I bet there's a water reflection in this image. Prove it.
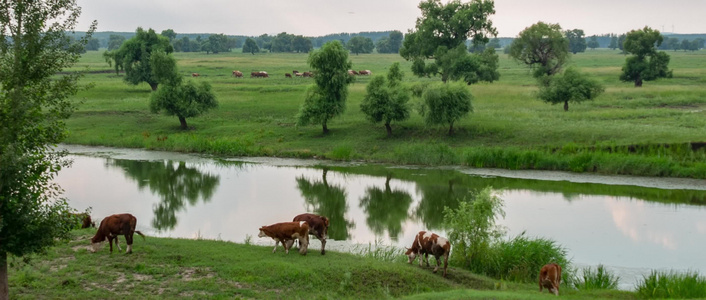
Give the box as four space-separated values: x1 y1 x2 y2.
295 168 355 240
359 174 413 241
108 159 220 230
414 177 469 229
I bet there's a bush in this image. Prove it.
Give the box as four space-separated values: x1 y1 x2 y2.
490 233 571 283
573 264 620 290
636 270 706 299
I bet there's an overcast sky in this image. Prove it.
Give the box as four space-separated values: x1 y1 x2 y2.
75 0 706 37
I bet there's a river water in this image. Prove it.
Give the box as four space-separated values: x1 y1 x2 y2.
54 144 706 290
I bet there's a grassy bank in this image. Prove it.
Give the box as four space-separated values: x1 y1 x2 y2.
64 49 706 178
10 229 637 299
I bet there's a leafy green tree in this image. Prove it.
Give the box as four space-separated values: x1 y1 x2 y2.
619 26 672 87
150 79 218 130
107 34 126 50
0 1 96 297
85 38 100 51
360 62 411 136
617 33 626 52
665 37 680 51
160 29 176 41
387 30 404 53
243 37 259 54
508 22 569 78
292 35 312 53
680 39 691 52
418 82 473 135
347 36 374 55
565 29 587 54
104 27 173 90
537 67 604 111
400 0 499 85
587 35 600 50
296 41 354 134
204 33 229 54
271 32 293 52
608 34 618 50
257 34 273 52
376 37 391 53
487 38 501 49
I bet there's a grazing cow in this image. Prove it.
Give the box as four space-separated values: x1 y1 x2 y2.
251 71 269 78
232 70 243 77
358 70 371 76
294 72 303 77
90 213 145 254
405 231 451 277
302 71 313 77
292 213 329 255
292 70 299 74
258 221 309 255
539 263 562 296
192 73 200 77
348 70 359 76
285 73 292 78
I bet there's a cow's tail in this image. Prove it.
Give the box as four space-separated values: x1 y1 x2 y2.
135 230 146 240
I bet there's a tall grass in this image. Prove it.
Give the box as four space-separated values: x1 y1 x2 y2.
636 270 706 299
573 264 620 290
488 233 571 283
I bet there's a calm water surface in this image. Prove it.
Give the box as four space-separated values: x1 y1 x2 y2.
54 145 706 290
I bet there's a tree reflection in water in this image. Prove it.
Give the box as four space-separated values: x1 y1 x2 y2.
108 159 220 230
414 177 469 230
295 168 355 241
359 174 413 242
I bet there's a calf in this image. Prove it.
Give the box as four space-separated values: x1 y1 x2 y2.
71 212 95 229
90 213 145 254
293 213 329 255
232 70 243 77
285 73 292 78
258 221 309 255
192 73 200 77
539 263 562 296
405 231 451 277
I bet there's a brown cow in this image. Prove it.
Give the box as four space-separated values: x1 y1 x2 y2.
358 70 371 76
539 263 562 296
405 231 451 277
232 70 243 77
292 213 329 255
258 221 309 255
192 73 200 77
251 71 269 78
302 71 313 77
348 70 359 76
90 213 145 254
285 73 292 78
71 212 95 229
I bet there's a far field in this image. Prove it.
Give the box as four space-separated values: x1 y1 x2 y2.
64 48 706 177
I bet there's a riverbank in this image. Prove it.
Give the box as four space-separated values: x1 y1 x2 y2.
10 229 637 299
64 50 706 179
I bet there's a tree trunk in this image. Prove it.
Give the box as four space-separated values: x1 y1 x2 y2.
385 123 392 137
635 77 643 87
149 82 158 91
564 101 569 111
0 251 8 300
448 122 454 136
322 122 329 134
179 116 188 130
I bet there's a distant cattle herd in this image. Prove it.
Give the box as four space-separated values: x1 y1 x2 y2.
186 69 372 78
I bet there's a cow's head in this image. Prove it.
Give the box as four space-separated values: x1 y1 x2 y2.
257 227 267 238
405 247 417 264
321 217 330 237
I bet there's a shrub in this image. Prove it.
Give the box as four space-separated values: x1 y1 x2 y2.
573 264 620 290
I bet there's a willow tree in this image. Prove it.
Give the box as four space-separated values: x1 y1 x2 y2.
508 22 569 78
296 41 354 134
0 1 96 298
360 62 411 137
400 0 500 84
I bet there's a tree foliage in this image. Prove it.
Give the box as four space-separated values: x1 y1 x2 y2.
103 27 173 90
203 33 231 54
243 37 259 54
537 67 604 111
587 35 600 50
107 34 126 50
565 29 587 54
400 0 499 85
0 0 96 297
376 30 404 54
347 36 374 55
619 27 673 87
150 80 218 130
160 29 176 41
296 41 354 134
360 63 411 136
508 22 569 78
418 82 473 135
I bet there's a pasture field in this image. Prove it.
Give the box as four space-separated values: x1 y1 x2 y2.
9 229 637 299
64 49 706 178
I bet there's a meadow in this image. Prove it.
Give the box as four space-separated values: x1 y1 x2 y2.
64 48 706 178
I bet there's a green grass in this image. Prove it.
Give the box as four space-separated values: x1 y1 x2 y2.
10 229 640 299
635 270 706 299
64 49 706 178
573 264 621 291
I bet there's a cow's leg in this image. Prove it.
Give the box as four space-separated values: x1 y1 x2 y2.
108 236 114 253
424 252 430 267
443 253 449 278
298 236 308 255
433 255 441 273
125 233 134 254
283 239 290 254
272 239 280 253
418 251 424 267
319 236 326 255
285 239 295 251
